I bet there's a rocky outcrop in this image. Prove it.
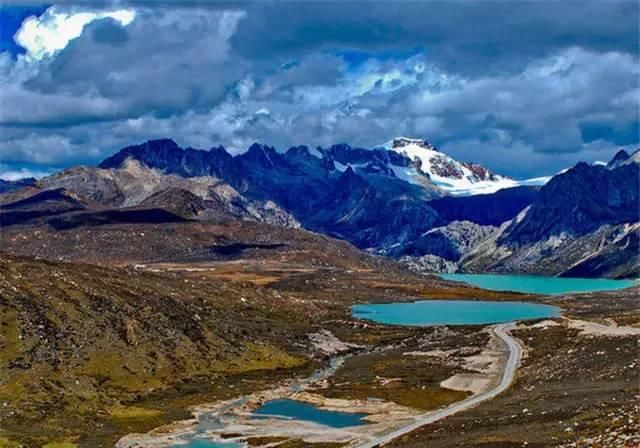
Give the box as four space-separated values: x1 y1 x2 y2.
463 222 640 279
561 224 640 279
606 149 630 169
138 188 208 218
394 221 496 275
399 254 459 275
395 221 496 261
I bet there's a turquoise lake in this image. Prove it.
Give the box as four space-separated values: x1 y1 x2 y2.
440 273 636 295
253 399 368 428
352 300 561 326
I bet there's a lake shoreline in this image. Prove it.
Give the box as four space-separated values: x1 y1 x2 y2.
439 273 636 295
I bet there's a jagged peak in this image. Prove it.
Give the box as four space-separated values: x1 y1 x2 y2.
285 145 311 157
326 143 355 153
246 142 276 154
208 144 227 153
336 165 365 186
99 138 182 169
241 142 280 169
607 148 639 169
607 149 630 169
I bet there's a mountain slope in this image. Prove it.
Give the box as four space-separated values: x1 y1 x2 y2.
0 188 88 227
461 151 640 278
561 223 640 279
308 166 441 250
499 162 638 244
0 253 312 446
11 137 634 277
39 158 300 228
396 221 497 261
427 186 540 226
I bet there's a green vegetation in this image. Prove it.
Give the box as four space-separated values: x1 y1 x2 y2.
42 443 78 448
0 248 501 447
0 255 315 447
108 406 163 421
0 309 19 364
3 222 634 448
246 436 289 446
322 345 469 411
0 437 21 448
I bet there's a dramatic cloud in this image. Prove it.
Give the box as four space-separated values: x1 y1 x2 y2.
0 1 638 178
15 6 136 60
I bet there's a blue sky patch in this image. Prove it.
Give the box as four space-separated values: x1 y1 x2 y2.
0 4 49 57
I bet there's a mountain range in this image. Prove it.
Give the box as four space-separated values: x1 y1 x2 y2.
1 139 638 278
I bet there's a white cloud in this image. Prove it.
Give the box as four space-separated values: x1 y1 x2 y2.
0 166 50 181
1 6 246 128
14 6 136 61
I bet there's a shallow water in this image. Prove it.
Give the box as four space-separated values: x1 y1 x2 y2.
253 399 368 428
352 300 560 326
441 273 635 295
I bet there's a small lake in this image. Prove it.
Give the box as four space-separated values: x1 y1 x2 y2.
352 300 560 326
253 399 368 428
441 273 636 295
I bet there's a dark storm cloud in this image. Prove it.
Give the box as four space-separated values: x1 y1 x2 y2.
91 17 129 46
230 1 639 75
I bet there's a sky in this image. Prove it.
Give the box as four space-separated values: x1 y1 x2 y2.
0 1 638 180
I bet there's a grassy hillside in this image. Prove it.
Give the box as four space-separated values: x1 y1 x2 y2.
0 254 319 447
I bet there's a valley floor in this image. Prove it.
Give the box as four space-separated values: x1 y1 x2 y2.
1 252 638 448
382 288 640 448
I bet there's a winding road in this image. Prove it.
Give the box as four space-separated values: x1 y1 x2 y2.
352 322 522 448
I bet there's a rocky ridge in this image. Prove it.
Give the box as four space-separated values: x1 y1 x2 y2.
38 158 300 228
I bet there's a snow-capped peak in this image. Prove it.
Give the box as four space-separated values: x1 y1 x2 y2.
386 137 547 196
